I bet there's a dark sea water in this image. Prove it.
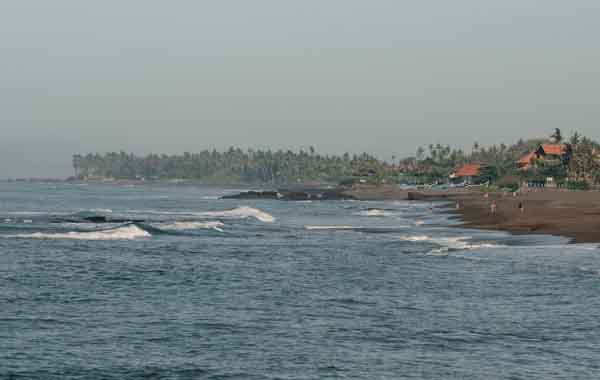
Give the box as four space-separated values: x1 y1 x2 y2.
1 182 600 379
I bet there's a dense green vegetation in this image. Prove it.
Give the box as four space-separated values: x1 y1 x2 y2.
402 129 600 186
72 148 389 184
72 129 600 186
399 138 547 184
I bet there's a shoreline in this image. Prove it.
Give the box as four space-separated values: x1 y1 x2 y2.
445 190 600 244
5 180 600 244
348 186 600 244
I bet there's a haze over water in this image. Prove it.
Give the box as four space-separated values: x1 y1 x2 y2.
2 182 599 379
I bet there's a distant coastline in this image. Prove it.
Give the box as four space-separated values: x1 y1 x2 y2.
351 187 600 244
69 129 599 191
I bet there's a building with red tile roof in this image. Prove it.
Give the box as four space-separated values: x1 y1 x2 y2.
518 151 537 170
454 164 481 178
517 144 567 171
540 144 566 156
450 164 483 184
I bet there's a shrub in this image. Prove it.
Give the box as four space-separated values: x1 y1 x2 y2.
479 185 499 193
566 180 590 190
496 175 520 192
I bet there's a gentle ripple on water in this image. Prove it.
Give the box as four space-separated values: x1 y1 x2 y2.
1 182 600 379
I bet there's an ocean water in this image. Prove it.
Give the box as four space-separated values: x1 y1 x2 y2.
1 182 600 380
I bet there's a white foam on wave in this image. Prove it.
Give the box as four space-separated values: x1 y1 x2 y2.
7 225 151 240
357 209 394 217
194 206 275 223
401 235 431 242
400 235 504 251
88 208 113 214
124 206 275 223
158 221 225 232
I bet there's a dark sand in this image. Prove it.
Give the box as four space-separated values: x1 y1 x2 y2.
448 190 600 243
344 185 411 201
346 185 600 243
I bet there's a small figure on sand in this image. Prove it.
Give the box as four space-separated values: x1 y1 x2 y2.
455 201 461 210
484 193 489 199
518 201 524 214
490 201 497 215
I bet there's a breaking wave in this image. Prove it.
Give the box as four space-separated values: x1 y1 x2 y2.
194 206 275 223
6 224 151 240
88 208 113 214
356 208 394 217
400 235 505 251
156 221 225 232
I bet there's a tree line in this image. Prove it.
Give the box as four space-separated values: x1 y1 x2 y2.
404 129 600 185
72 148 388 184
72 129 600 185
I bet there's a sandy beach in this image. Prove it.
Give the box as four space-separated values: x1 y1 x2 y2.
346 185 600 243
448 189 600 244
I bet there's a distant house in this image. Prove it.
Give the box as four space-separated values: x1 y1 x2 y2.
450 164 482 184
539 144 567 156
518 151 537 170
517 144 567 171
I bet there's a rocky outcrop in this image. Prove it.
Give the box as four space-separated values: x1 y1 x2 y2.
220 188 355 201
221 191 280 200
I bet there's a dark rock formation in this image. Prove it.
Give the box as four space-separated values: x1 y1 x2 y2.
279 188 355 201
221 187 355 201
221 191 280 200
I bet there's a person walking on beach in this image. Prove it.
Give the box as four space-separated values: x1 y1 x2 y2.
456 201 461 210
518 201 524 214
491 201 497 216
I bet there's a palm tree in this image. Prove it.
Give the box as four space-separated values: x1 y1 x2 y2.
551 128 563 143
570 132 581 146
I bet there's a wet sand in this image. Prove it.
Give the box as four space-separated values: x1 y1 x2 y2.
346 185 600 243
447 189 600 244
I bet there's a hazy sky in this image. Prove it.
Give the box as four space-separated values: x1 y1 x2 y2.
2 1 600 178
